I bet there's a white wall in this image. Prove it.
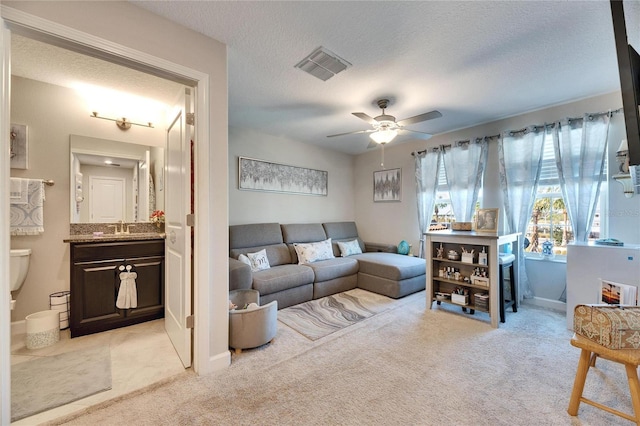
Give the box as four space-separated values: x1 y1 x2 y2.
355 91 635 249
228 127 355 225
354 91 639 306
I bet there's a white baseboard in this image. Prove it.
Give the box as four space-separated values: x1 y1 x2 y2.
522 297 566 313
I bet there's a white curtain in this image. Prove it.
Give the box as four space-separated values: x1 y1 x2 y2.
414 148 441 258
442 139 488 222
552 113 610 242
498 127 546 300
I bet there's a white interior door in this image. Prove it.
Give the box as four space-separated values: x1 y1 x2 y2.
165 87 193 368
89 176 125 223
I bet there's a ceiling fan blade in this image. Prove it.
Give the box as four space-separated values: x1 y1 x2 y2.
397 110 442 127
399 129 433 140
352 112 378 125
326 129 373 138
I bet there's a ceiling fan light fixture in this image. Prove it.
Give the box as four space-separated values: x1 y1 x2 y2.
370 129 398 144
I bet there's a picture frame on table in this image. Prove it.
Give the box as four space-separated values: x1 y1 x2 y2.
475 208 499 233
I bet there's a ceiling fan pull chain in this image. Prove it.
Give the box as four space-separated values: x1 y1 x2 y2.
381 144 385 169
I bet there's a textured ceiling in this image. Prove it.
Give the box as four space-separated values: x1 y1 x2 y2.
11 34 183 107
11 1 640 155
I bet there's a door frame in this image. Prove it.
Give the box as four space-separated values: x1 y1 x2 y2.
0 6 225 423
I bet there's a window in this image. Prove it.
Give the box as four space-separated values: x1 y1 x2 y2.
430 159 482 230
524 134 603 257
431 160 453 230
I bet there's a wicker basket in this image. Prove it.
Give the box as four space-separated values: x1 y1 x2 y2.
451 222 472 231
474 293 489 311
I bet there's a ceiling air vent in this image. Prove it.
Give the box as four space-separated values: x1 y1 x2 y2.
295 47 351 81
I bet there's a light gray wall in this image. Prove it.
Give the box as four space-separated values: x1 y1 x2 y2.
10 76 164 322
226 92 637 305
354 91 634 249
228 126 355 225
353 91 639 304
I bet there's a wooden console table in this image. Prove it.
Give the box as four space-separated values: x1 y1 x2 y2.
424 230 521 328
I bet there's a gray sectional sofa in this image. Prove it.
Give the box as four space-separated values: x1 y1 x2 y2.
229 221 426 309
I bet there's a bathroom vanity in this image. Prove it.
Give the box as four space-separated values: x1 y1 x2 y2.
65 235 165 337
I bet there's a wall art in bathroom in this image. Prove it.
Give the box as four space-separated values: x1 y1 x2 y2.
10 123 28 170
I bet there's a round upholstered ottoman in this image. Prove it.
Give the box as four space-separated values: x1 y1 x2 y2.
229 289 277 354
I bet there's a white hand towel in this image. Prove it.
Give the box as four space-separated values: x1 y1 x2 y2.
10 178 28 204
116 271 138 309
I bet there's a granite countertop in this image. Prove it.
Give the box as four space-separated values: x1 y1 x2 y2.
64 233 165 243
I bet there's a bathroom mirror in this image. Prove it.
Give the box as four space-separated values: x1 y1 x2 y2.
70 135 164 223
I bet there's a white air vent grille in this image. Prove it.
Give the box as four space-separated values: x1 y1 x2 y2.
295 47 351 81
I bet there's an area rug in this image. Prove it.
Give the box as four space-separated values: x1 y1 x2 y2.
277 288 395 340
11 345 112 421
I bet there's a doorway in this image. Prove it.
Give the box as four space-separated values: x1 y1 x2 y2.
1 5 221 422
89 176 126 223
7 34 191 421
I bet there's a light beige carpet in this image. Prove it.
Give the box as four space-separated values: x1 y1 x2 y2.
49 292 635 425
277 288 394 340
12 345 111 421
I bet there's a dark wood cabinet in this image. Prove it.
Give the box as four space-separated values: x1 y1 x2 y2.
70 239 165 337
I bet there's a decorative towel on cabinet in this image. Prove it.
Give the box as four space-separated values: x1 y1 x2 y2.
116 271 138 309
10 179 45 235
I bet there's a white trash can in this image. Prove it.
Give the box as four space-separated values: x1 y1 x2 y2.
25 310 60 349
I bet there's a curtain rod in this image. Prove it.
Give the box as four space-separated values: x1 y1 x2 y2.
411 108 623 157
507 108 624 136
411 134 500 156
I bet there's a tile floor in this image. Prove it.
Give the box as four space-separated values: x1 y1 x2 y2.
11 319 187 425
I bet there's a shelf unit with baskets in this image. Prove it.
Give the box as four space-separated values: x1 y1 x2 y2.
424 230 520 328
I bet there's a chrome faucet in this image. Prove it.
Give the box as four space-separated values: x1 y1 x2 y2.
119 220 126 234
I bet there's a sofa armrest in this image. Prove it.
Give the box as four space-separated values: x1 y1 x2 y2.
364 242 398 253
229 257 253 291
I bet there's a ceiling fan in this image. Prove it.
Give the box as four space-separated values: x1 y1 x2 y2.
327 99 442 148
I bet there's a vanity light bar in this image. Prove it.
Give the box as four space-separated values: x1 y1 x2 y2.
90 112 154 130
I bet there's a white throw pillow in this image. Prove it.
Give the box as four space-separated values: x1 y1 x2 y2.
294 238 335 264
246 249 270 272
337 239 363 257
238 254 251 266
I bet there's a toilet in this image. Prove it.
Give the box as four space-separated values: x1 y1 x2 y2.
10 248 31 310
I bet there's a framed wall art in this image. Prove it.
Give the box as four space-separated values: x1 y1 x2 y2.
373 168 401 202
238 156 328 196
10 123 28 170
475 208 499 233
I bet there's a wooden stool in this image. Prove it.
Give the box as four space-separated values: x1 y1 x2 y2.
568 333 640 424
498 253 517 323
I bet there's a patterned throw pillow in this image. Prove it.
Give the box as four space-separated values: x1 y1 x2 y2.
337 239 362 257
294 238 335 264
246 249 270 272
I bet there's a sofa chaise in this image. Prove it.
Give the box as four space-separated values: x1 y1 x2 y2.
229 221 426 309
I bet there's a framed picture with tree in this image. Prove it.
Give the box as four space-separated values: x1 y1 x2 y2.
475 208 499 232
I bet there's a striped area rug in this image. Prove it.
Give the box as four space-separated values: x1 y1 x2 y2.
278 288 394 340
